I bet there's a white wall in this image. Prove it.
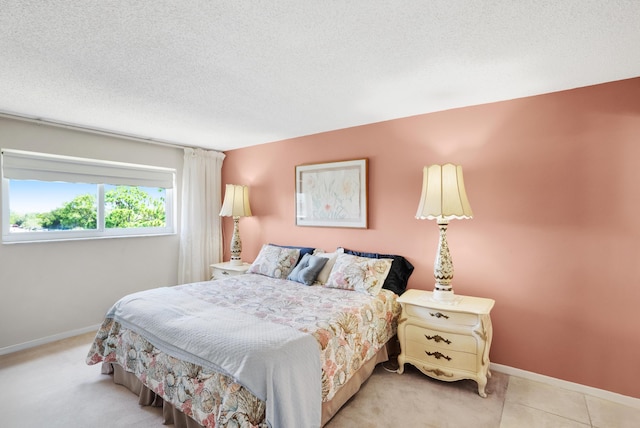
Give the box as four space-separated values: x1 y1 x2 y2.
0 117 183 352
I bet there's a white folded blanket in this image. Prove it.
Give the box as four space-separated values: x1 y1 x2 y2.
107 285 322 428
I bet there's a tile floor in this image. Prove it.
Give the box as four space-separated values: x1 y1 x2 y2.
501 375 640 428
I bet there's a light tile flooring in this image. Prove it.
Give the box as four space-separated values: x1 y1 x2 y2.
501 376 640 428
0 333 638 428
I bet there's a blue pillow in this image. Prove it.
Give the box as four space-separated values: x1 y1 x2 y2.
287 253 329 285
270 244 315 266
341 248 414 295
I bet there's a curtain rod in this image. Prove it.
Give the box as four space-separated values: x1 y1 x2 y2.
0 111 222 153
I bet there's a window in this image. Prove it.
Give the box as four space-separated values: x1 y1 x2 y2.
1 149 175 243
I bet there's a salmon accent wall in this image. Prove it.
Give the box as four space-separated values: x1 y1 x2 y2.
221 77 640 399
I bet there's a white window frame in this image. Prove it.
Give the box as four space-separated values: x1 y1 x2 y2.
1 149 176 243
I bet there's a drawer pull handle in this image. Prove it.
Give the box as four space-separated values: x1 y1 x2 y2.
425 351 452 361
429 312 449 319
425 334 451 345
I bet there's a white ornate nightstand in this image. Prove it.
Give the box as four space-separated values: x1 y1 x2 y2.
209 262 251 280
396 289 495 397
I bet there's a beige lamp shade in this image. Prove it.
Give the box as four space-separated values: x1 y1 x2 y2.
219 184 252 217
416 164 473 221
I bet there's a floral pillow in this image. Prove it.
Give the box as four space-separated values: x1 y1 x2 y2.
340 247 414 296
247 244 300 279
269 244 316 267
325 253 393 296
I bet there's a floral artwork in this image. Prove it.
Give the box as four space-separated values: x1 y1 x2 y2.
296 159 367 228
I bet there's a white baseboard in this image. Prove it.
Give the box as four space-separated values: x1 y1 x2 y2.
491 362 640 410
0 324 100 356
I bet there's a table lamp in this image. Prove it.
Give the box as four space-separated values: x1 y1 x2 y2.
219 184 252 265
416 164 473 302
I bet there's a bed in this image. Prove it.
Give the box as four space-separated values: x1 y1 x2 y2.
86 244 414 427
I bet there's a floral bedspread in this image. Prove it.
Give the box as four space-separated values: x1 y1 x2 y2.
87 274 401 427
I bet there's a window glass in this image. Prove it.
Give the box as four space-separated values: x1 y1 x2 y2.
9 180 97 232
104 185 166 229
2 149 175 243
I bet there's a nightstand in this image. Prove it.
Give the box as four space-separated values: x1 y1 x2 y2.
396 289 495 397
209 262 251 280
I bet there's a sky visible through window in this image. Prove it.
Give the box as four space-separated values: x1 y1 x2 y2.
10 180 96 214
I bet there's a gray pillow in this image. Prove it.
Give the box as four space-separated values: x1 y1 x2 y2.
287 253 328 285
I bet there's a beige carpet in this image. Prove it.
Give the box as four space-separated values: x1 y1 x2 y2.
0 332 508 428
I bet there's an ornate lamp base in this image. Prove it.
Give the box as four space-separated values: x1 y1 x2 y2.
431 220 460 304
229 216 243 266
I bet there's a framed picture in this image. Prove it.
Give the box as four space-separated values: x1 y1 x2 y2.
295 159 368 228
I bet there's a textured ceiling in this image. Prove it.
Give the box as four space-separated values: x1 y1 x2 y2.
1 1 639 151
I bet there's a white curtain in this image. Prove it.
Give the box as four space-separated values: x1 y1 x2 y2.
178 148 226 284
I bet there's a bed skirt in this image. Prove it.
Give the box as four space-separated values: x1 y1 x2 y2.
104 341 393 427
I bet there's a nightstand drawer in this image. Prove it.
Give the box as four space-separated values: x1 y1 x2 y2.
210 262 251 280
405 324 476 353
212 268 243 280
404 304 479 327
405 340 477 372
